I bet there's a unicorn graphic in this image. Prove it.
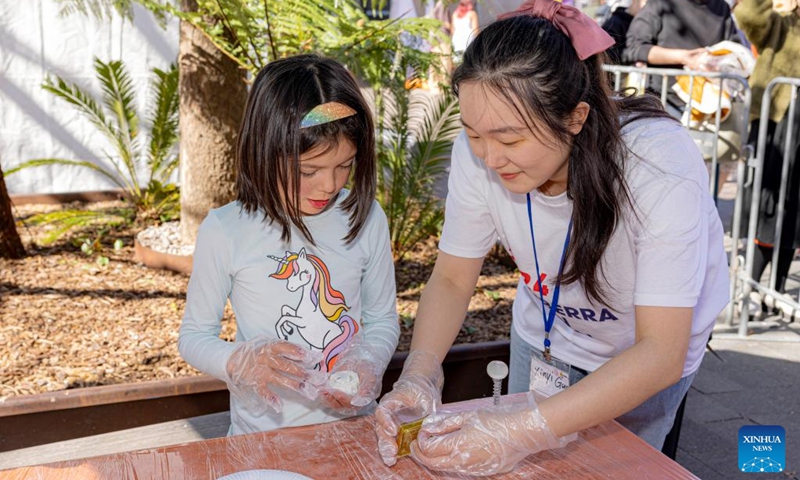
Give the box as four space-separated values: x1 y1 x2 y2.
268 248 358 372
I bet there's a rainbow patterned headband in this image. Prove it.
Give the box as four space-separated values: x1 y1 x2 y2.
300 102 357 129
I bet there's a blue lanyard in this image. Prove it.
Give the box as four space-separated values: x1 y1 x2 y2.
526 193 572 363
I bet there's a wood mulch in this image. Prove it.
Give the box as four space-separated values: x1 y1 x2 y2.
1 201 518 400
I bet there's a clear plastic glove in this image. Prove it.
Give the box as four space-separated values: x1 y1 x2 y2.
225 337 325 416
374 350 444 467
318 339 386 415
410 392 575 476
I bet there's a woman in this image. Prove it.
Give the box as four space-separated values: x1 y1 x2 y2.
375 0 729 476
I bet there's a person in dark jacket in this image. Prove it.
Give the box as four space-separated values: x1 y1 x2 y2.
602 0 645 64
624 0 739 110
736 0 800 300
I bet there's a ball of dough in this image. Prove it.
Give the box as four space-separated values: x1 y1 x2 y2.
328 370 360 396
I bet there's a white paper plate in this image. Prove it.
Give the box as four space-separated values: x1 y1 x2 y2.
216 470 314 480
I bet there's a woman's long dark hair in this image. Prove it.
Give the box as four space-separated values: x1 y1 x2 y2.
452 15 670 306
236 54 375 244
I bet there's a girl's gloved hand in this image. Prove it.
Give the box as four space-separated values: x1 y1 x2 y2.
225 337 325 416
410 392 576 476
374 350 444 467
319 340 385 415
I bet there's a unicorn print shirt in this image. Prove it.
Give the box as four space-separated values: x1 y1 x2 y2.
180 192 399 435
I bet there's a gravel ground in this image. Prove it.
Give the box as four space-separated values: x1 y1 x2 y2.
1 201 517 400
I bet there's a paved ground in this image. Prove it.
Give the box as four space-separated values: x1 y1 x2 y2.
674 175 800 479
678 329 800 479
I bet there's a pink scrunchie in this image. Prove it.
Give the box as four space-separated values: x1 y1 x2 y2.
499 0 615 61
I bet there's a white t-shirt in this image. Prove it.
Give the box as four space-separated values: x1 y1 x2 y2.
179 192 399 435
439 118 729 377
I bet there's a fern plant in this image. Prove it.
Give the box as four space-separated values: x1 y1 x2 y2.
7 58 180 243
139 0 443 75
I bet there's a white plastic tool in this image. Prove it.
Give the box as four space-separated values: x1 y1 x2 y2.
486 360 509 405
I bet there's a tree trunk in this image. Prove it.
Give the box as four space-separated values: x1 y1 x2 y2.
178 0 248 245
0 165 25 259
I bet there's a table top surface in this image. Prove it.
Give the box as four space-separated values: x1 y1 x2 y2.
0 396 698 480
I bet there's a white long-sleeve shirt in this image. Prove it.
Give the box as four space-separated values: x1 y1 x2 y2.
179 192 399 435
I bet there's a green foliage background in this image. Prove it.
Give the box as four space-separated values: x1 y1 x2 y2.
45 0 462 258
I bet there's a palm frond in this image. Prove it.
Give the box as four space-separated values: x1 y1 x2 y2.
376 90 458 260
42 75 119 148
94 58 141 194
409 93 460 174
5 158 125 189
101 152 138 195
95 58 139 139
147 64 179 182
392 202 444 260
25 209 127 244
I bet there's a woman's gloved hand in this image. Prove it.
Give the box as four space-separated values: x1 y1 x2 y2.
410 392 575 476
374 350 444 466
318 339 387 415
225 337 325 416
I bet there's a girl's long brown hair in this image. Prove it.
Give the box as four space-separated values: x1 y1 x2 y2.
236 54 376 244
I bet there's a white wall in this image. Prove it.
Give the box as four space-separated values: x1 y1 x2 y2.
0 1 179 195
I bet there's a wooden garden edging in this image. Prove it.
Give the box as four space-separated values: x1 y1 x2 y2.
0 340 510 453
9 190 124 206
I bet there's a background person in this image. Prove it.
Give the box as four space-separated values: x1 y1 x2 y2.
735 0 800 308
602 0 647 64
625 0 740 113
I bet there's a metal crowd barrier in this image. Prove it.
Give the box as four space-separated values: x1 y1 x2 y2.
603 65 753 335
603 65 752 193
734 77 800 338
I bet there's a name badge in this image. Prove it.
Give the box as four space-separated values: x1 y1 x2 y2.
529 350 571 398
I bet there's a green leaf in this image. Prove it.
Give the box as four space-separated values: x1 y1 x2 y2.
377 89 459 260
147 64 179 182
42 75 118 147
26 210 127 244
5 158 124 189
94 58 141 194
484 290 502 301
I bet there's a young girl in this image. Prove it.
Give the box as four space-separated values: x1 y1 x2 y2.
376 0 728 475
179 54 399 435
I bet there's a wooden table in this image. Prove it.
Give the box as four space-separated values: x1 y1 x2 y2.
0 396 698 480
